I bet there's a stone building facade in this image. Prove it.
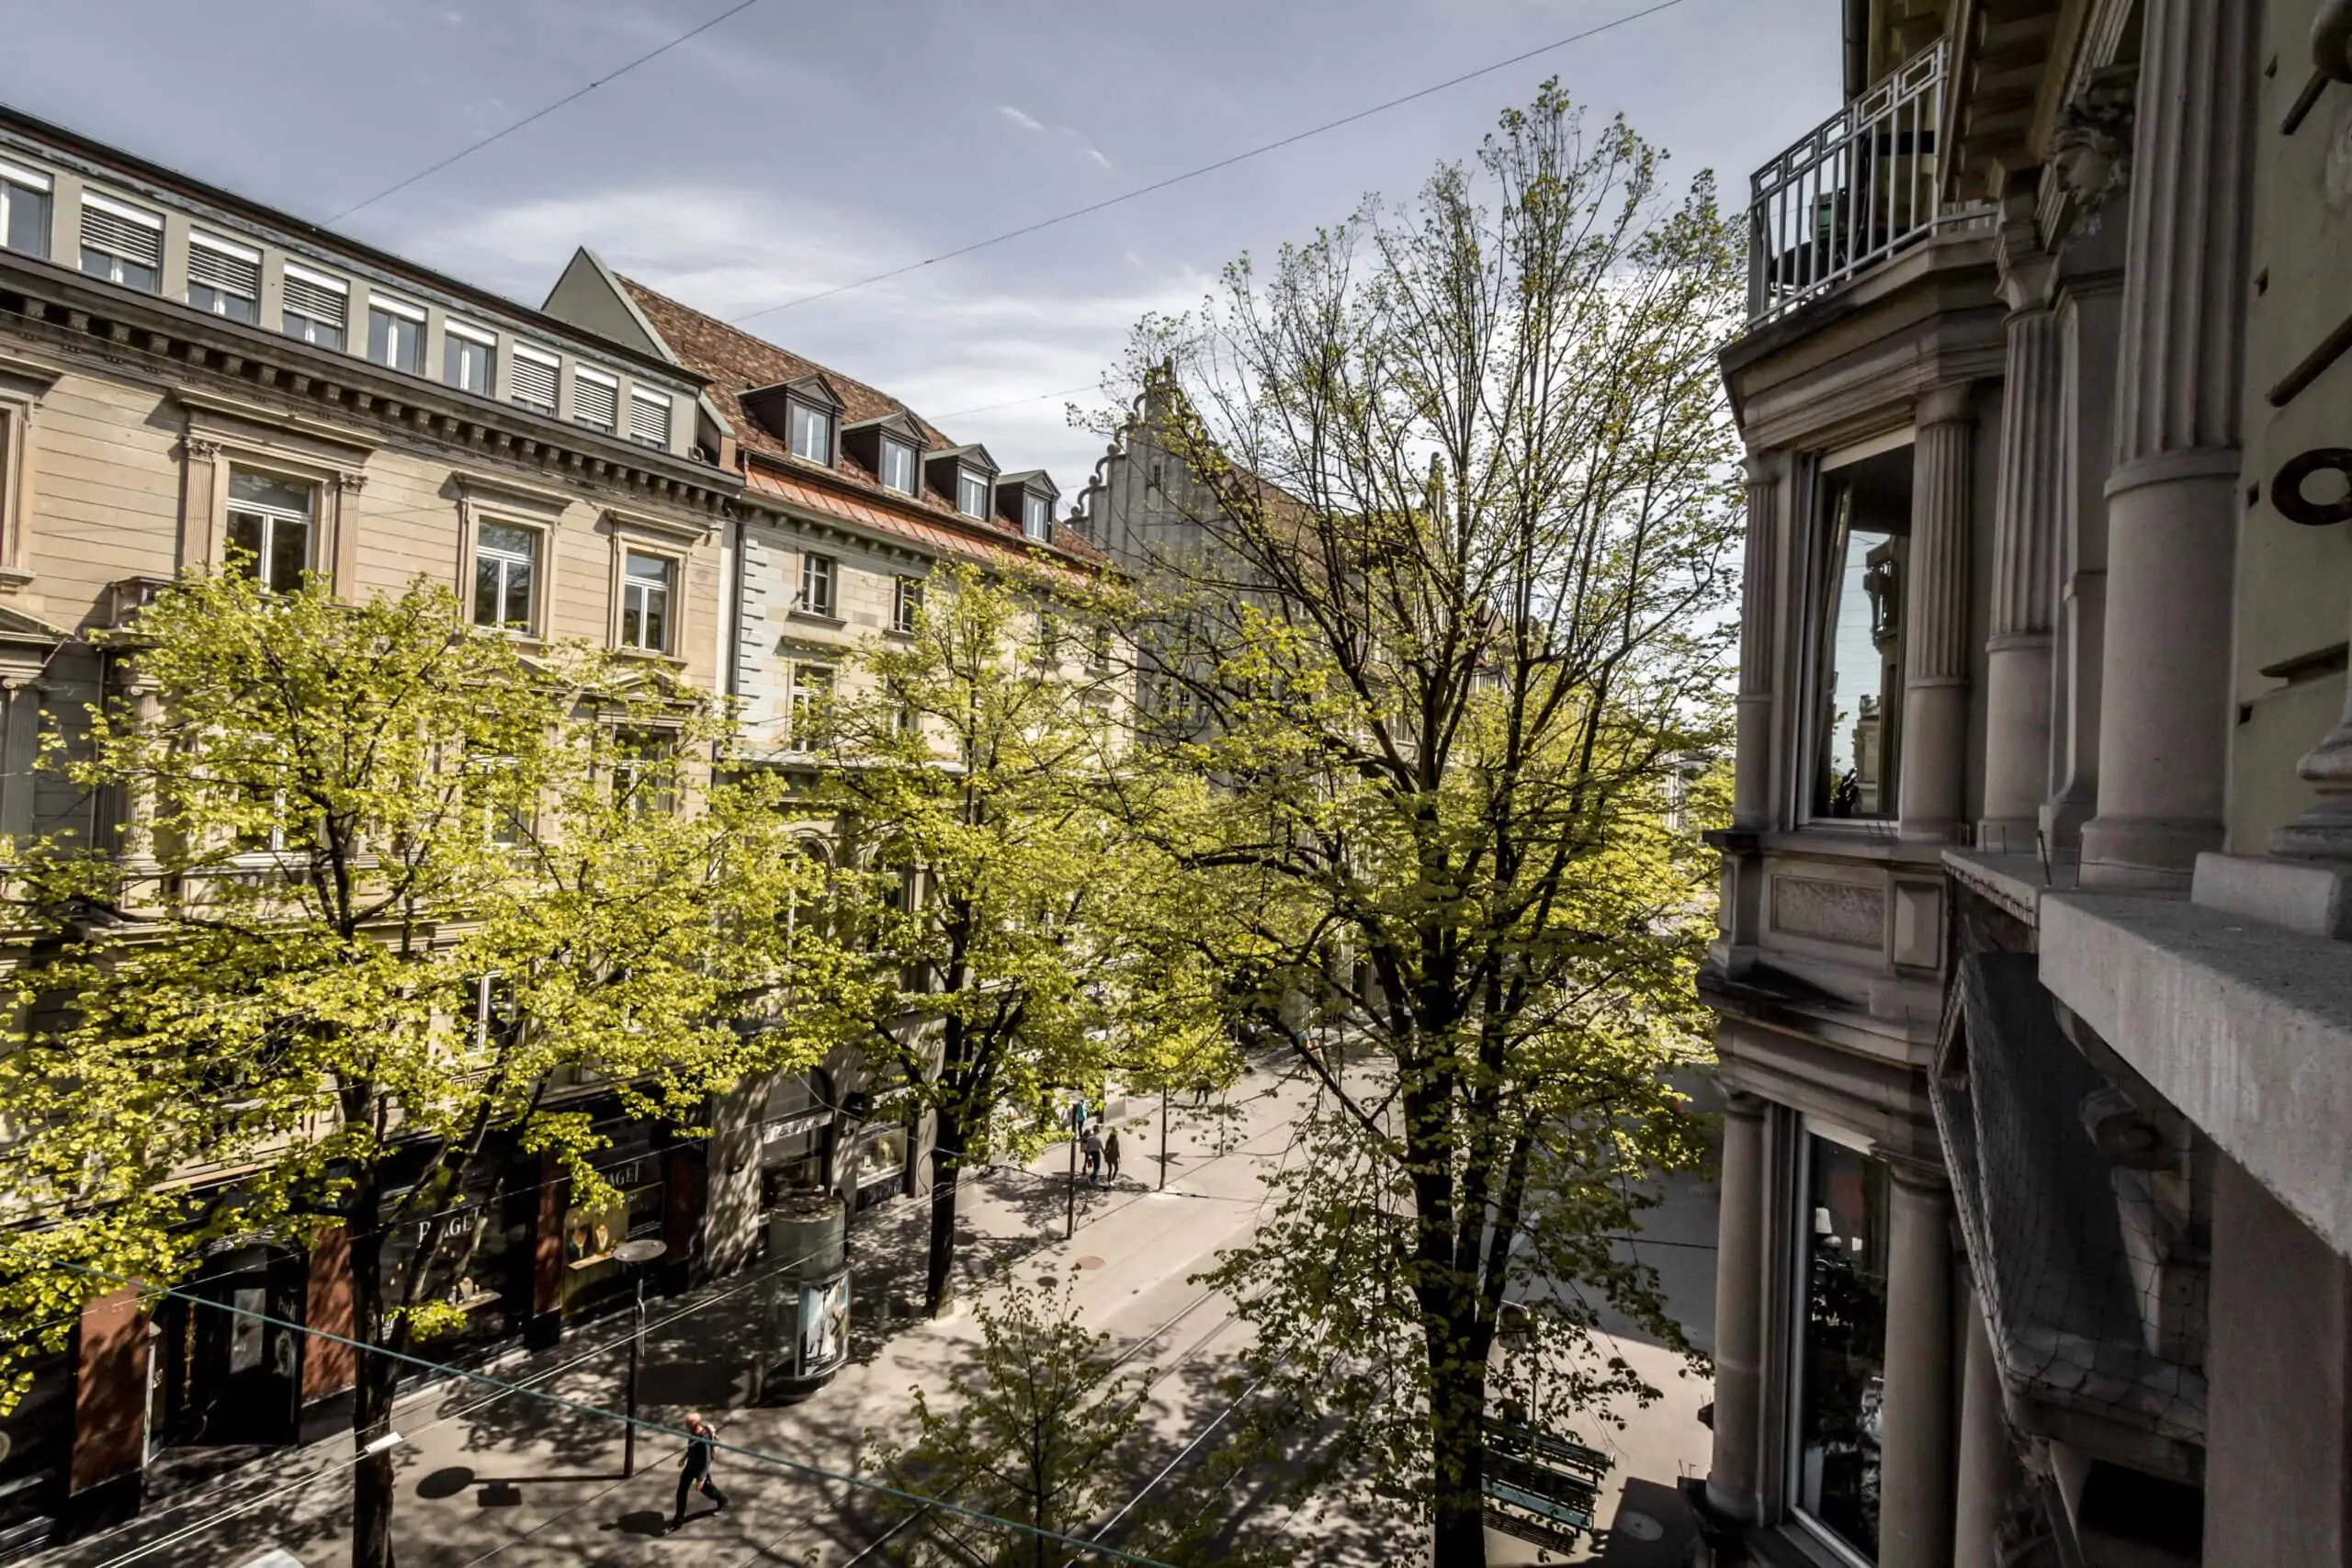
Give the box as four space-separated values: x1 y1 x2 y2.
0 101 1098 1551
1698 2 2352 1565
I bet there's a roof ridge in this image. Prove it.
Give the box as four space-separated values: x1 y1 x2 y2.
614 273 947 445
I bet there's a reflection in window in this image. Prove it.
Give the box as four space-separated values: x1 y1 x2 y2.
225 468 316 592
1793 1135 1889 1561
472 522 537 632
1814 486 1905 819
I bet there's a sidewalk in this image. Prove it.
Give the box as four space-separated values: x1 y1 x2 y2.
40 1067 1308 1568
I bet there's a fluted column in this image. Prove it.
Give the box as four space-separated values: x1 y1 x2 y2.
1880 1166 1957 1568
2041 267 2127 852
1952 1293 2018 1567
1899 386 1976 842
2079 0 2260 886
1734 454 1780 831
1980 307 2064 851
1705 1093 1769 1522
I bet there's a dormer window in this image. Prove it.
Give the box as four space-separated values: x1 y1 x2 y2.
572 367 619 434
78 192 163 293
881 437 918 495
956 468 990 520
367 294 426 375
187 232 261 324
1022 492 1050 541
788 400 832 465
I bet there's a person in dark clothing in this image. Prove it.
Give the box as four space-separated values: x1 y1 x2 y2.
1103 1128 1123 1183
671 1412 727 1529
1080 1123 1103 1183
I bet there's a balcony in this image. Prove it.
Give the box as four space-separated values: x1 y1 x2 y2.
1746 40 1994 325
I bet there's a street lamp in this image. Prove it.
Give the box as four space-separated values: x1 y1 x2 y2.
612 1237 667 1479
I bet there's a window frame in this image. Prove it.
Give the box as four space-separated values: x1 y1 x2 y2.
788 662 836 751
222 465 322 594
1783 1120 1891 1568
892 575 923 635
76 189 163 293
616 545 680 656
799 551 838 619
787 399 833 466
571 366 619 434
627 386 673 450
366 293 427 375
879 436 918 495
0 156 52 261
956 467 991 520
280 262 351 352
610 729 679 818
0 364 55 584
444 319 498 397
186 231 261 323
1022 491 1050 541
1800 457 1907 829
510 342 560 413
470 516 544 636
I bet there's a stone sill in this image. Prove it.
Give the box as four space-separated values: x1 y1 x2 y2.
1941 847 2077 929
2039 889 2352 1259
1745 828 1958 869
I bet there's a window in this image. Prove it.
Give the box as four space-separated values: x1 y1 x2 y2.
472 521 537 632
879 437 918 495
611 733 676 817
1023 491 1050 540
1810 464 1909 820
281 265 348 351
619 550 673 652
224 468 316 592
799 552 837 618
790 664 834 750
187 232 260 323
628 388 672 449
956 468 990 519
788 400 831 464
1090 622 1114 669
469 757 529 848
892 576 923 635
511 344 559 413
470 975 522 1056
571 367 618 434
78 193 162 292
1792 1134 1890 1562
445 321 496 396
0 158 51 258
367 295 425 374
1037 612 1063 663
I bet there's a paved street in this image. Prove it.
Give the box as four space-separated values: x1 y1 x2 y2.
39 1058 1718 1568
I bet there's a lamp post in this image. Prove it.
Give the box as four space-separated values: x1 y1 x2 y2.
612 1238 667 1479
1159 1082 1169 1191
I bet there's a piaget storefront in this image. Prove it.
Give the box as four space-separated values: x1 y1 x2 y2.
561 1119 672 1317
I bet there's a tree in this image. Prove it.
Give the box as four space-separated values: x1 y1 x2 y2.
803 562 1223 1317
0 568 827 1568
1105 84 1743 1562
868 1272 1279 1568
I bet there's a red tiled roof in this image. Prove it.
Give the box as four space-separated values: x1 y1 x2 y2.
617 276 1106 568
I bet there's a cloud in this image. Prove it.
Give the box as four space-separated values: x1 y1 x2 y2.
997 104 1045 132
1082 145 1114 172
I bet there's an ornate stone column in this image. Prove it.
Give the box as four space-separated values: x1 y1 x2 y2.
1952 1292 2018 1567
1899 387 1976 842
1981 298 2064 852
2041 264 2127 852
2078 0 2260 886
1879 1166 1956 1568
1705 1093 1769 1522
1734 455 1780 832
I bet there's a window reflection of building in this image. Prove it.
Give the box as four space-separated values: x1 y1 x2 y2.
1813 454 1912 822
1792 1134 1891 1562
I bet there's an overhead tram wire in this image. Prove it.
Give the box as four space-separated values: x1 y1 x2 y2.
60 1264 1181 1568
724 0 1698 327
325 0 777 224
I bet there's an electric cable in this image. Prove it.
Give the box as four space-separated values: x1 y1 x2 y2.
58 1262 1179 1568
724 0 1697 325
327 0 777 223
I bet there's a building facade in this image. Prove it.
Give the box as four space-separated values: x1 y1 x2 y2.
1698 2 2352 1565
0 102 1099 1553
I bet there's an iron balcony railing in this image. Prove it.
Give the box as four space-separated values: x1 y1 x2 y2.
1746 40 1993 325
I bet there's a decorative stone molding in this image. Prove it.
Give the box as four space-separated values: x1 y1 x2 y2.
2050 66 2139 236
1770 875 1885 947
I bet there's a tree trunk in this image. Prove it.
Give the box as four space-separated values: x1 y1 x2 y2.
345 1158 400 1568
923 1105 966 1319
1429 1347 1490 1568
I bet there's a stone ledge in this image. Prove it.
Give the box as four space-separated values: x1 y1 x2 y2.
2039 891 2352 1259
1942 847 2075 928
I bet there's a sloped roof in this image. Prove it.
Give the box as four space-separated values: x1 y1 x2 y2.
615 276 1108 564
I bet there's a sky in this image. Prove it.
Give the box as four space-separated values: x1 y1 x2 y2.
0 0 1838 490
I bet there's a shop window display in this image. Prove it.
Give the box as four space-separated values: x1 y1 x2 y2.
1792 1134 1890 1561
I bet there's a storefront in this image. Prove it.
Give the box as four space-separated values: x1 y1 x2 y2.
0 1353 70 1558
560 1120 670 1319
143 1243 306 1454
757 1071 836 1210
849 1122 910 1214
374 1148 532 1355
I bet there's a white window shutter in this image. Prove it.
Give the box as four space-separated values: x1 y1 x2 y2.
628 389 672 447
187 233 261 298
512 345 560 411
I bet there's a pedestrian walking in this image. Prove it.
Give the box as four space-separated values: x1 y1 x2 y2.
1080 1122 1103 1183
670 1412 728 1529
1103 1128 1123 1183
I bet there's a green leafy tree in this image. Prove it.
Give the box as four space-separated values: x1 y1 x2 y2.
1104 84 1743 1563
0 568 829 1568
804 562 1222 1317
